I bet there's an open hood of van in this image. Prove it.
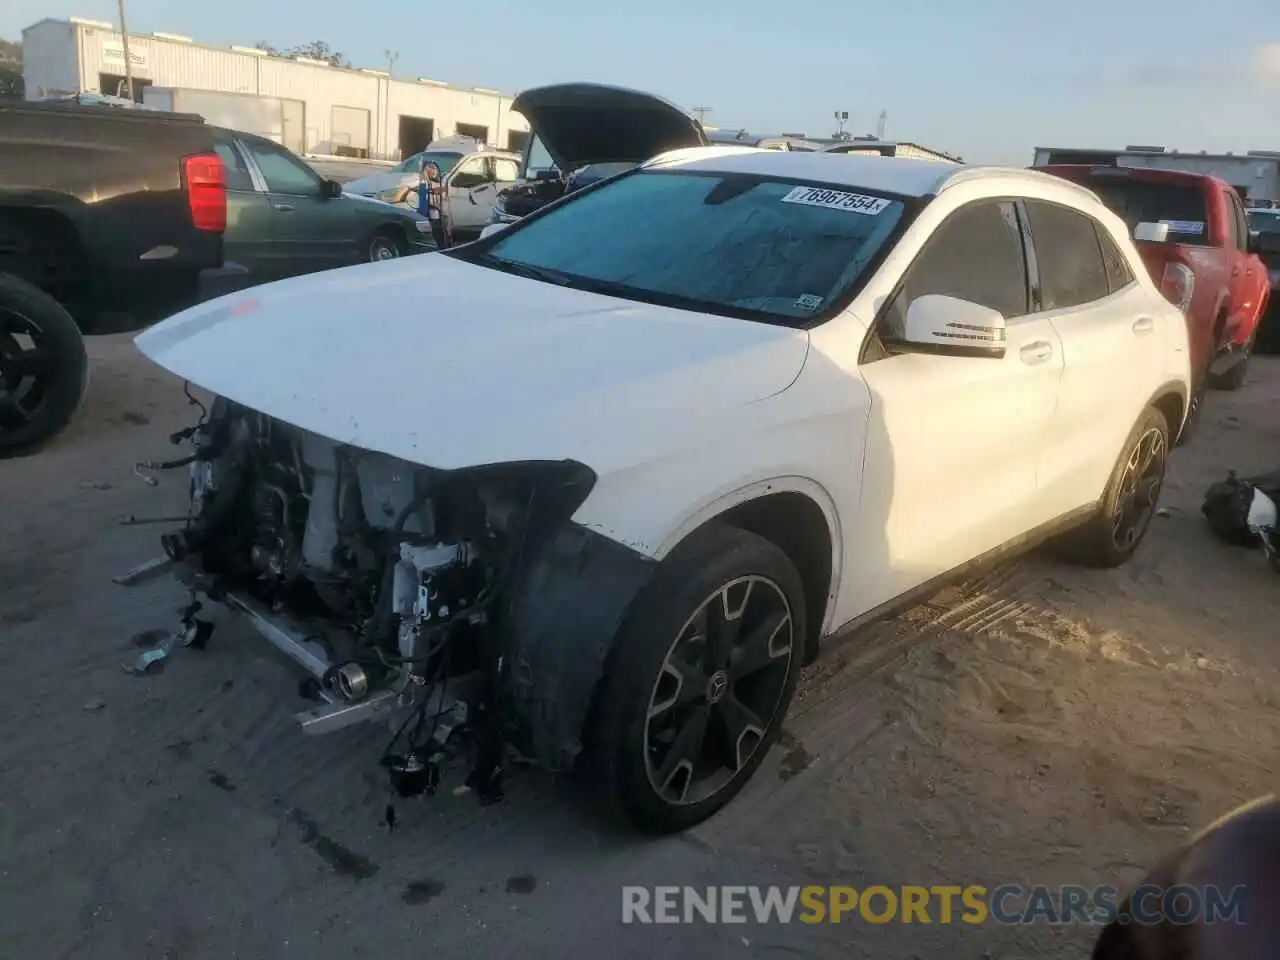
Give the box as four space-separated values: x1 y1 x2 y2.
511 82 707 171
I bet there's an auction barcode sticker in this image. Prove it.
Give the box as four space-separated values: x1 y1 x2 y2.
781 186 890 215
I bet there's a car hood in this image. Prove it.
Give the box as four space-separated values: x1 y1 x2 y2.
511 82 708 171
341 191 424 218
342 170 415 196
133 255 809 474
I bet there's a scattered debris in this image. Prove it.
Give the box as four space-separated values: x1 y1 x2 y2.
123 602 214 674
83 697 106 711
505 874 537 895
1202 470 1280 568
1156 507 1173 518
401 878 446 905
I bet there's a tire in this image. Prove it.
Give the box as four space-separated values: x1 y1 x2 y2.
587 525 806 834
1208 332 1253 392
0 272 88 459
1054 406 1170 568
366 229 404 263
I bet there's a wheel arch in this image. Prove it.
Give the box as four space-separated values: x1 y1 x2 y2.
653 476 843 656
1148 379 1188 440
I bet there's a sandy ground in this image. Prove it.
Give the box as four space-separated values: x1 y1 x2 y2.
2 336 1277 959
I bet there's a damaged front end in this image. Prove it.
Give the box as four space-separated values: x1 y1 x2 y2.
116 396 633 805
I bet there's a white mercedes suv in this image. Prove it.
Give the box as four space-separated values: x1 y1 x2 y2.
126 148 1191 834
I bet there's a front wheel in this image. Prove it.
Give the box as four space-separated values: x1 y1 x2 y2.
1054 407 1170 568
366 230 404 263
0 272 89 459
588 525 806 834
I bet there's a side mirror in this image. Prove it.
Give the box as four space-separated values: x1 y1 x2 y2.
1134 221 1170 243
479 222 509 240
893 294 1007 359
321 179 343 199
1249 230 1280 256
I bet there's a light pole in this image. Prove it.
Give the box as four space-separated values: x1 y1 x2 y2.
117 0 135 101
692 106 712 127
833 110 849 140
384 49 399 158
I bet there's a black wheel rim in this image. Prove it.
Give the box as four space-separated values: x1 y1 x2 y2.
0 307 57 434
644 575 794 806
370 238 400 261
1111 426 1167 551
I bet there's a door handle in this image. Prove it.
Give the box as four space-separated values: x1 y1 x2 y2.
1019 341 1054 364
1132 317 1155 334
273 203 295 212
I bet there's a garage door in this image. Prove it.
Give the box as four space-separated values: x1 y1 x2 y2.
331 105 371 157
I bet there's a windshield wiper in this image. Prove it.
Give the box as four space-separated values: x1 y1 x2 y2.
478 254 572 286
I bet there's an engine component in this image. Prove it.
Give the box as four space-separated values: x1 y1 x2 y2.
334 662 370 701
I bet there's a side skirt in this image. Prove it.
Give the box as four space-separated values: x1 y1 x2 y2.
817 501 1100 651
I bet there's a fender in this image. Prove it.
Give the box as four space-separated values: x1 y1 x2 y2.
499 476 844 771
653 474 844 636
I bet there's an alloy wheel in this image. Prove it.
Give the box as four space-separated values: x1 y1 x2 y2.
643 575 794 806
369 238 401 261
1111 426 1167 551
0 308 56 434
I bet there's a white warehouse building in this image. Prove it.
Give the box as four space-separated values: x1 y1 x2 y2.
21 16 531 160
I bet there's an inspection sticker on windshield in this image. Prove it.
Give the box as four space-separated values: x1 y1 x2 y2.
781 186 890 215
795 294 824 311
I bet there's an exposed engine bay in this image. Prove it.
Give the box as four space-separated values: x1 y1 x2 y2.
119 394 614 808
495 162 640 220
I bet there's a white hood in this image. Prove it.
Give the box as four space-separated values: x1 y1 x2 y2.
134 255 810 473
342 170 416 196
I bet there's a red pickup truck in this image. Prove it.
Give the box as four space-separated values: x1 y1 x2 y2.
1037 165 1274 414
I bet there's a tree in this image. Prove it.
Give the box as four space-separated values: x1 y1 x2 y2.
0 38 23 100
255 39 350 69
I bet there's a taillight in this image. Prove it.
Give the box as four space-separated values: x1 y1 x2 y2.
1159 262 1195 313
183 152 227 233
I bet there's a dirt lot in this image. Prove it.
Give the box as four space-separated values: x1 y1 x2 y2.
2 336 1277 960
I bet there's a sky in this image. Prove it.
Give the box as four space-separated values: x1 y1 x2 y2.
4 0 1280 164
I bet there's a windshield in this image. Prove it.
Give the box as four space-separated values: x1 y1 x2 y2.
394 150 463 175
522 134 556 179
1082 177 1210 246
472 170 908 324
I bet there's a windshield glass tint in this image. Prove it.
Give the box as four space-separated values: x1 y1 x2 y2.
1083 178 1210 246
481 170 906 324
394 151 463 175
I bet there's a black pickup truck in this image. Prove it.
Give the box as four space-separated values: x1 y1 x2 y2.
0 100 239 456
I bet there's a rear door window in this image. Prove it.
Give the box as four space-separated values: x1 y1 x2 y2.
213 137 256 192
1097 226 1136 294
1024 201 1111 310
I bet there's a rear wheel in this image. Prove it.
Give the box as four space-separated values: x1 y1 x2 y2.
1054 407 1170 568
367 230 404 263
588 525 806 834
0 272 88 459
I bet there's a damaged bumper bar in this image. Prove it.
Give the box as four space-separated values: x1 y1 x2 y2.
113 556 471 737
